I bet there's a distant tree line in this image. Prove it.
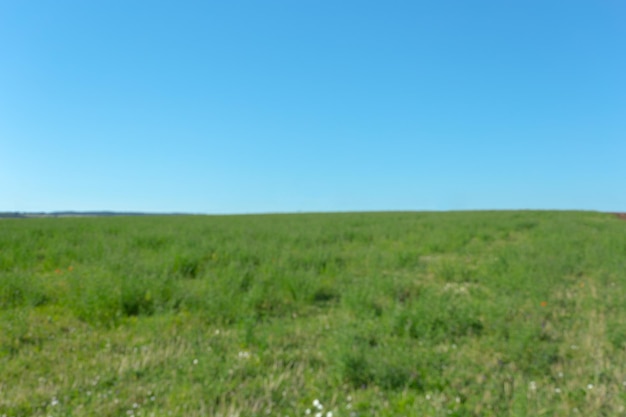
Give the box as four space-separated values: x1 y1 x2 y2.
0 212 188 218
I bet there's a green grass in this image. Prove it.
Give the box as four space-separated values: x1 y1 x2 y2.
1 211 626 416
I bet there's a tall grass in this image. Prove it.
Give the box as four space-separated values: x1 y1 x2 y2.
1 211 626 416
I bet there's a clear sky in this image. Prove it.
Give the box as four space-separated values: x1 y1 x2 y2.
2 1 625 213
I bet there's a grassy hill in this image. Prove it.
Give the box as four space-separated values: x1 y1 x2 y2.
1 211 626 416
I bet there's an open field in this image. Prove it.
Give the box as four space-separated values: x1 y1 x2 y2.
2 211 626 416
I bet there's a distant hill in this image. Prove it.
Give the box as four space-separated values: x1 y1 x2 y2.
0 211 190 218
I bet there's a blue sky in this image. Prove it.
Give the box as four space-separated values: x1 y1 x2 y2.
2 1 625 213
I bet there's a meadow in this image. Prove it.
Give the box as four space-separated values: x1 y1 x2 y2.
1 211 626 416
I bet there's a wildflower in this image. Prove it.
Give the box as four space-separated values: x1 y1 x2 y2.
51 397 59 406
193 359 198 365
313 399 323 410
305 409 311 415
587 384 594 390
529 381 537 391
540 301 547 307
326 412 333 417
555 388 561 394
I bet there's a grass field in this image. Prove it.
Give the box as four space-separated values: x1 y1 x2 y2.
1 211 626 416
